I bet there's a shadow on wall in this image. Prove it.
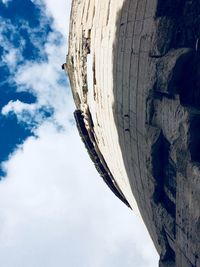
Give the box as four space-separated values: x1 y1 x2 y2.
112 0 200 265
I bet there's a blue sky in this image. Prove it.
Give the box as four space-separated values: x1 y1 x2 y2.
0 0 159 266
0 0 52 175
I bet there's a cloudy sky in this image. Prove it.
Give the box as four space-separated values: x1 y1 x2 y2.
0 0 159 266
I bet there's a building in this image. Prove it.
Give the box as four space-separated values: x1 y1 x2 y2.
66 1 200 266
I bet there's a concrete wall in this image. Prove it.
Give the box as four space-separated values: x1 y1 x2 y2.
67 1 200 266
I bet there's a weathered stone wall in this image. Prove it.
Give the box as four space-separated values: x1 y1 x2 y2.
67 1 200 266
67 0 141 215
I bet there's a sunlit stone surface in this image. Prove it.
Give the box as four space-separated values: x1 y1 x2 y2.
66 1 200 266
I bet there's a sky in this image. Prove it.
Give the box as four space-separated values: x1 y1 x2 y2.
0 0 159 266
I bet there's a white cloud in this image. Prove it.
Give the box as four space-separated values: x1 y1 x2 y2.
1 0 11 5
13 42 72 126
0 21 24 72
0 0 159 266
1 19 73 129
31 0 72 36
2 48 22 70
2 100 36 115
42 0 71 36
0 125 158 267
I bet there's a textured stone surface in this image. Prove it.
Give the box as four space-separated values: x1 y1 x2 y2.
66 1 200 266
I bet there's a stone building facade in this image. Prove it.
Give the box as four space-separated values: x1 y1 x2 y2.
66 1 200 266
